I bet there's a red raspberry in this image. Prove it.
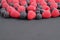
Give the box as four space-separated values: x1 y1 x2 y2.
13 3 25 12
27 11 36 20
48 0 55 3
42 5 50 10
30 0 36 4
54 0 60 2
7 0 13 3
17 6 25 12
6 6 20 18
50 3 58 9
6 6 12 13
38 0 47 6
13 0 19 4
27 5 36 11
10 11 20 18
1 0 9 8
42 10 51 19
20 1 27 6
13 3 19 8
30 2 37 7
51 8 60 17
2 3 9 8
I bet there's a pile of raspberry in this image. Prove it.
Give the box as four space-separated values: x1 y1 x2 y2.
0 0 60 20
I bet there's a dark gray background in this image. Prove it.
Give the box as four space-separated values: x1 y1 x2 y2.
0 17 60 40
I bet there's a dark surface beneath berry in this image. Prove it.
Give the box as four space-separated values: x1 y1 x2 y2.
0 17 60 40
0 0 60 40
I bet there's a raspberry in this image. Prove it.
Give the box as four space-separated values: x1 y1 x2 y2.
27 11 36 20
30 2 37 7
13 0 19 3
10 10 20 18
2 0 9 8
17 6 25 12
54 0 60 2
42 10 51 18
50 3 58 9
7 0 13 3
20 1 27 6
51 8 60 17
27 5 36 11
7 6 20 18
42 5 50 10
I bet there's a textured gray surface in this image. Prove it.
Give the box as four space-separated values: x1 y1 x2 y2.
0 17 60 40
